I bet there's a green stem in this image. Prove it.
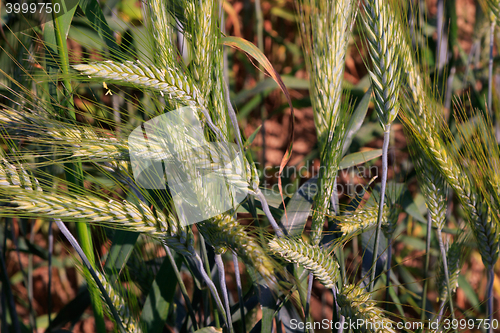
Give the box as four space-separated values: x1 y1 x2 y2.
200 235 220 328
385 235 393 311
487 267 495 333
163 244 198 330
51 3 105 330
232 251 246 333
436 228 455 322
421 211 432 322
369 127 391 292
489 20 495 120
193 251 228 328
255 0 266 170
305 272 313 332
215 254 234 333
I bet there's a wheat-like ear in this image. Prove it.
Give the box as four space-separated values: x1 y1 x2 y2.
436 239 462 303
337 204 389 238
0 158 194 256
73 61 206 108
361 0 403 131
297 0 357 244
410 144 447 231
268 237 340 289
94 271 142 333
197 214 278 285
337 284 396 333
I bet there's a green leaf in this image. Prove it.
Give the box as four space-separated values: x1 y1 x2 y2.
46 288 90 331
140 255 182 333
342 87 372 155
458 275 480 311
103 230 139 281
280 176 316 237
244 125 262 149
338 149 382 170
78 0 120 57
233 76 309 106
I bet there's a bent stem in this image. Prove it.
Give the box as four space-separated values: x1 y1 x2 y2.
436 228 455 322
487 267 495 333
192 251 228 328
215 253 234 333
255 188 284 237
421 212 432 321
163 244 198 330
369 128 391 292
232 251 246 333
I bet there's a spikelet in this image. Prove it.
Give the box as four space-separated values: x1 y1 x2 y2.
197 214 277 284
73 61 206 108
437 240 462 302
0 158 194 256
145 0 177 70
184 0 218 99
338 205 389 238
412 150 447 231
361 0 403 131
338 284 396 333
11 192 195 256
94 271 142 333
268 237 340 289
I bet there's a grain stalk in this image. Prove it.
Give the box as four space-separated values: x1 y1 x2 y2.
411 144 456 320
269 237 340 289
296 0 356 245
360 0 403 292
215 253 234 333
485 1 500 139
337 284 395 333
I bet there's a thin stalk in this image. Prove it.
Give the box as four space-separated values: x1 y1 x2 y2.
305 272 314 332
436 228 455 322
28 221 36 332
0 230 20 333
488 20 498 143
192 252 228 328
163 244 198 330
421 212 432 322
369 127 391 292
255 0 266 169
215 254 234 333
489 20 495 119
51 2 105 329
200 235 220 328
487 267 495 333
48 219 53 329
332 286 343 333
232 251 246 333
436 0 445 71
13 221 36 331
54 219 126 333
331 180 345 284
385 235 393 311
255 189 284 237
